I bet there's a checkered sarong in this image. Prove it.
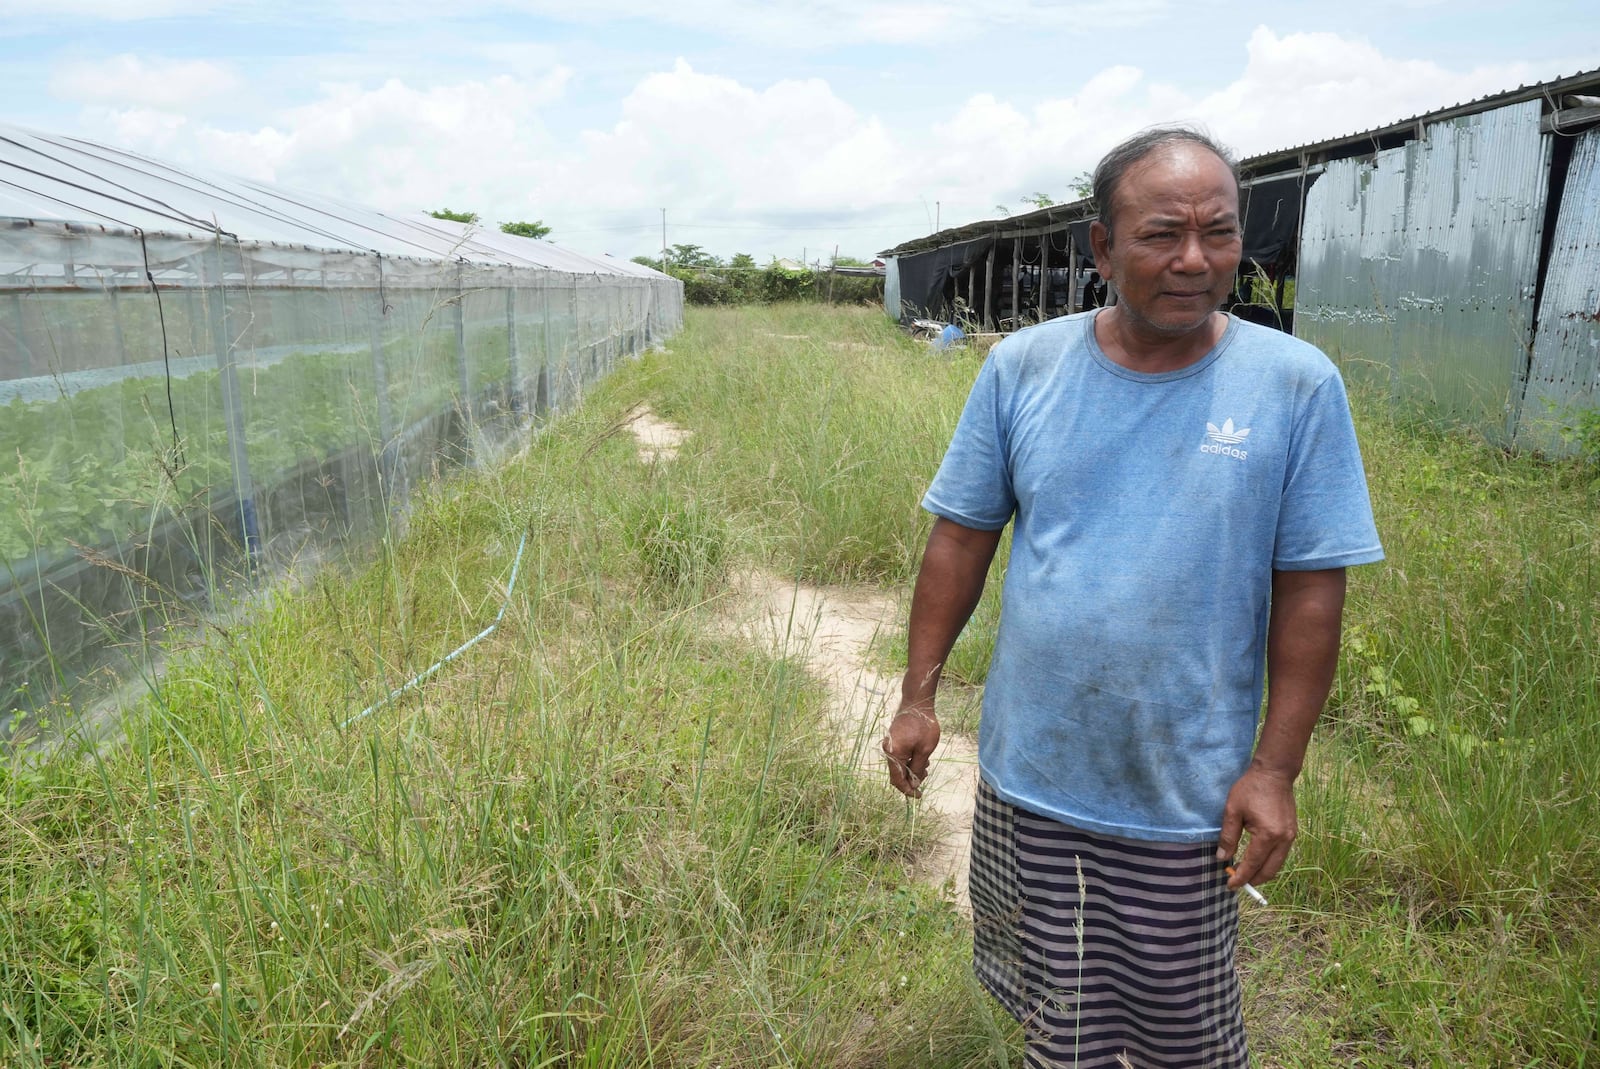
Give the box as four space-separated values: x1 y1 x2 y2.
970 778 1249 1068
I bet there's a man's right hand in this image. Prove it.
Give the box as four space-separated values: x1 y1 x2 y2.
883 704 941 798
887 517 1001 800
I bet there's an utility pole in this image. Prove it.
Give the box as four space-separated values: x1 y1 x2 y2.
660 208 667 269
936 201 941 232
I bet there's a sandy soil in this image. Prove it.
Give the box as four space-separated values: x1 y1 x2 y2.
622 404 691 462
730 571 979 909
624 406 978 910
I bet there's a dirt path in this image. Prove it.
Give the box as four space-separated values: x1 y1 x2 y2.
622 404 690 462
624 406 978 910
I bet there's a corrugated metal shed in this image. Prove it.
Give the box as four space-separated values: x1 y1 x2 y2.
1295 100 1552 442
1516 126 1600 454
1240 68 1600 175
880 66 1600 456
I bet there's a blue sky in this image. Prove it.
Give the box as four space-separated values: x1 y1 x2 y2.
2 0 1595 263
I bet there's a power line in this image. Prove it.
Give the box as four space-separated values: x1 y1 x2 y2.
678 220 920 232
556 214 926 237
554 223 661 235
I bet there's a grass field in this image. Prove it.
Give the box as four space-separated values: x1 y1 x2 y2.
2 303 1596 1066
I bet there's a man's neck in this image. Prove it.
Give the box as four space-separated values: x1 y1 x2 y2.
1093 308 1227 374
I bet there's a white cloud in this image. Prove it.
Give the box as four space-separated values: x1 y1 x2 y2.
75 69 573 217
361 0 1174 45
8 0 1172 39
563 60 900 216
43 28 1580 261
1197 26 1558 155
911 28 1565 230
51 53 243 112
3 0 223 17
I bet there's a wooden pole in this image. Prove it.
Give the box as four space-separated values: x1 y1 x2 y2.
1038 233 1049 322
1011 237 1021 329
965 264 976 324
1066 238 1078 315
984 244 996 332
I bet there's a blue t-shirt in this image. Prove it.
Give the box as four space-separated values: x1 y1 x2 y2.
923 311 1384 842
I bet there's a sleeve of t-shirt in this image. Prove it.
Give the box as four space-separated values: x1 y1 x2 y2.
1274 369 1386 570
920 353 1016 531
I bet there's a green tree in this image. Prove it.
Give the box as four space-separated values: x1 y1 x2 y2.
1020 192 1055 208
669 243 719 269
1071 170 1094 200
631 255 664 271
728 253 758 270
500 220 552 239
429 208 479 224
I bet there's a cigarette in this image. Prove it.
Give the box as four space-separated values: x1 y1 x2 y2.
1225 866 1269 906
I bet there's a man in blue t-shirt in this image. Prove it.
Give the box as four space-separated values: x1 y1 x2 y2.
882 128 1382 1068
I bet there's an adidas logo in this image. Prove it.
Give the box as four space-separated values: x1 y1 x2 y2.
1200 418 1250 459
1206 418 1250 444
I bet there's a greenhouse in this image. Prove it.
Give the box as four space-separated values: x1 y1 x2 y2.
0 124 682 730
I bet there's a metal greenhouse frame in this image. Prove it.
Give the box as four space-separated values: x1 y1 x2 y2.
0 124 683 729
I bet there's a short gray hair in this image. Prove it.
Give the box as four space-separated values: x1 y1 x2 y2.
1092 126 1239 240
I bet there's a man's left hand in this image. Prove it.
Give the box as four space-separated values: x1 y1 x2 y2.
1216 763 1298 889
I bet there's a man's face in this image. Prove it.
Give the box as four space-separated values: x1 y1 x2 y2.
1089 144 1242 339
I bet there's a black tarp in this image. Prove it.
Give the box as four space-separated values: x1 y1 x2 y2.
1069 220 1096 265
1239 173 1304 269
890 236 993 320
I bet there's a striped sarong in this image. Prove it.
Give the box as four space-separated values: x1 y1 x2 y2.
970 778 1249 1068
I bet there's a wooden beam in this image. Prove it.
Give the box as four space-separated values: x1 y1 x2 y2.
965 264 976 324
998 217 1089 240
983 244 996 331
1544 105 1600 133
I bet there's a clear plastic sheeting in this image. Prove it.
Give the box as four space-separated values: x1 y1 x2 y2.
0 124 682 732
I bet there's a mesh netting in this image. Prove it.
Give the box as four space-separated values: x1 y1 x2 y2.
0 218 682 732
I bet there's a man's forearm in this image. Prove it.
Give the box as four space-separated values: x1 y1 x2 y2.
884 517 1003 797
901 517 1003 708
1218 567 1348 883
1256 567 1347 778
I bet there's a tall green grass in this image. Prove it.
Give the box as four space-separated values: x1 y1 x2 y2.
1266 405 1600 1067
643 304 969 584
642 309 1600 1065
640 305 1007 687
6 304 1595 1067
0 328 1014 1067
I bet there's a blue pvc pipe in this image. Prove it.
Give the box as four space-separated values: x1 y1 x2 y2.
338 528 529 731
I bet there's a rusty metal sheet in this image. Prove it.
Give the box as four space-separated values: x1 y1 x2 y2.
1515 126 1600 456
1295 100 1551 443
